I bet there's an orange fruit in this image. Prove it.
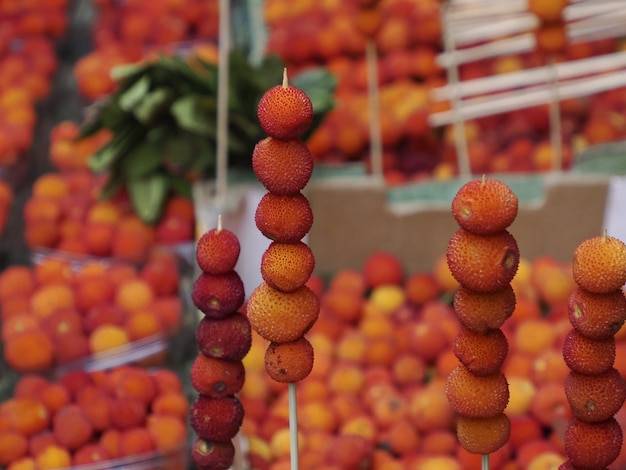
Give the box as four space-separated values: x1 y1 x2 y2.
257 71 313 141
362 251 404 288
264 337 314 383
445 364 510 418
261 241 315 293
247 282 319 343
572 234 626 294
456 412 511 455
0 397 50 436
528 0 568 23
451 177 519 235
146 414 187 453
254 192 313 243
34 444 71 470
88 324 130 354
447 228 519 293
30 283 75 320
0 431 28 465
0 266 36 301
4 329 54 372
114 278 154 313
252 137 314 196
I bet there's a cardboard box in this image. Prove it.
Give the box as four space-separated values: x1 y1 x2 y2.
307 172 611 276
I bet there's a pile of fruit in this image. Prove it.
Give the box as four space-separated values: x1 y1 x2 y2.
0 0 67 166
74 0 221 101
0 365 189 469
0 249 184 374
238 243 626 469
265 0 626 183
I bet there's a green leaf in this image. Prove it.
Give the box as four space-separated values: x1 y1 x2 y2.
110 62 149 82
292 68 337 114
133 87 175 124
170 95 217 137
89 145 121 173
122 140 163 177
128 173 169 224
119 75 151 112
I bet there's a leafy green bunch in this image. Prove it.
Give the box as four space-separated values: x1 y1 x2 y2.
79 50 335 224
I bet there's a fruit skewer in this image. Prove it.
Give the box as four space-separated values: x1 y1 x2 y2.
247 69 319 470
445 176 521 468
190 216 252 470
560 232 626 469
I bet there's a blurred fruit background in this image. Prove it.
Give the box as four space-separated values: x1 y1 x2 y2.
0 0 624 469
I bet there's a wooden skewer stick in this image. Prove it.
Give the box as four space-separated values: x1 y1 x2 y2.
366 39 384 181
482 454 490 470
288 382 300 470
215 0 231 211
546 56 563 172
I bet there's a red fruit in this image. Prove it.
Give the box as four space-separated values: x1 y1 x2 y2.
362 251 404 288
447 229 520 293
564 368 626 423
453 327 509 376
451 177 519 235
191 271 245 319
195 312 252 362
252 137 314 195
562 328 615 375
189 395 244 443
568 287 626 340
564 417 623 469
190 354 245 397
257 70 313 141
456 413 511 455
192 438 235 470
254 192 313 243
195 227 240 275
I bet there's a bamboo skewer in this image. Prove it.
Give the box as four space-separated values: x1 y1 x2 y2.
288 383 300 470
366 39 384 181
215 0 231 211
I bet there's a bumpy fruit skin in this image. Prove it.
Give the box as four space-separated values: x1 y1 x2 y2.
447 229 520 293
189 395 244 443
191 271 245 319
261 241 315 293
451 178 519 235
456 413 511 455
562 328 615 375
453 327 509 376
255 192 314 243
564 417 623 469
195 313 252 362
564 368 626 423
568 287 626 340
264 337 315 383
452 284 516 332
191 438 235 470
190 354 246 398
195 228 240 275
246 282 319 343
572 234 626 294
252 137 314 196
445 364 510 418
257 81 313 141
